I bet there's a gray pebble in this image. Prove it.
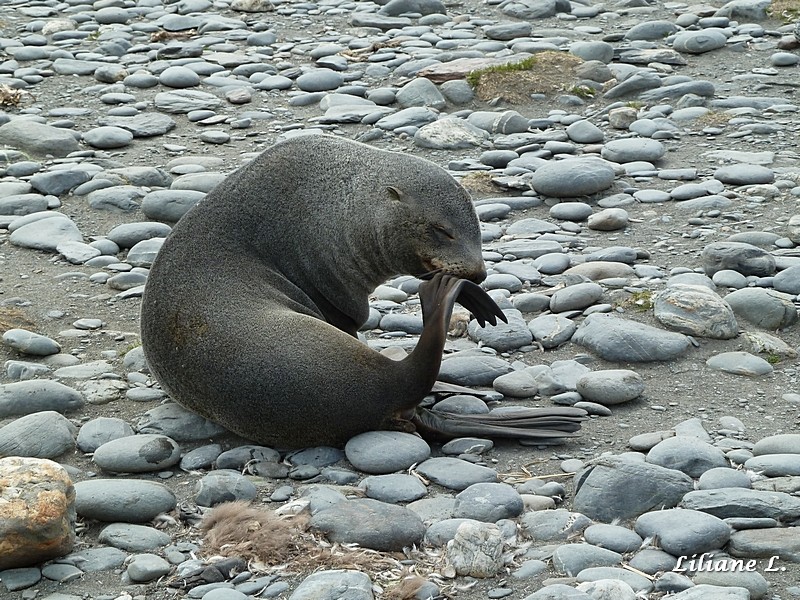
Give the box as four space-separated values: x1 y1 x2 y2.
74 479 176 522
345 431 430 474
93 434 181 473
195 470 258 507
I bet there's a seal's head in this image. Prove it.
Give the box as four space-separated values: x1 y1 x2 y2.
380 182 486 284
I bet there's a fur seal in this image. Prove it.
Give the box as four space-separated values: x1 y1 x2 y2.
140 135 585 448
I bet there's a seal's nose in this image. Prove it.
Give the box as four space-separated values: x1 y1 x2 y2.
468 265 487 284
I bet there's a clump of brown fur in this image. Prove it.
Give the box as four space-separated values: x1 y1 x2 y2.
383 576 429 600
200 501 400 573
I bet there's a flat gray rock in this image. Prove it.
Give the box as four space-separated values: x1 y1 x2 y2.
195 470 258 507
141 190 205 222
701 241 776 277
154 90 222 113
361 473 427 503
572 314 691 362
453 482 523 522
310 498 424 551
438 355 512 386
92 434 181 473
9 216 83 252
289 570 373 600
415 457 498 491
98 523 171 552
520 508 592 542
582 523 643 553
0 379 83 418
2 329 61 356
601 139 665 163
647 435 729 477
530 158 615 197
74 479 176 522
729 528 800 562
137 402 228 441
681 488 800 520
468 310 532 352
344 431 430 475
0 411 77 459
573 455 694 521
723 288 797 329
706 352 773 376
575 369 644 406
552 543 622 576
673 30 728 53
528 314 577 349
634 508 731 556
76 417 135 453
0 120 80 157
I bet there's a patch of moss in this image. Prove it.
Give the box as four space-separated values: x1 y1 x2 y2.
567 84 596 99
766 353 782 365
466 56 539 88
625 289 654 311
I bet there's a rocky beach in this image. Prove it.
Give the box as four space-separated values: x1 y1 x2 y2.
0 0 799 598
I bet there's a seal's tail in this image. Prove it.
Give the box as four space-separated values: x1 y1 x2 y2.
412 406 588 444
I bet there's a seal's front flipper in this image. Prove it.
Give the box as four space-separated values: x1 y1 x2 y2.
412 406 588 443
417 273 507 328
454 280 508 328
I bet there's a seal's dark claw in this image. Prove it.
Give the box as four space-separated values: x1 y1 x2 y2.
455 280 508 328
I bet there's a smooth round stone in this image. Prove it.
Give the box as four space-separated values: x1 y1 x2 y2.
195 470 258 507
714 164 774 185
628 548 678 574
549 202 592 221
216 445 279 470
646 436 728 477
415 457 497 491
697 467 752 490
532 253 570 275
752 433 800 455
127 553 171 583
441 437 493 455
553 543 622 577
2 328 61 355
771 52 800 66
108 222 172 249
180 444 222 471
138 402 227 441
76 417 134 453
528 314 577 349
576 369 644 405
520 508 592 542
701 242 776 277
296 69 344 92
601 138 665 163
433 395 490 415
0 411 77 459
724 288 797 329
477 203 512 221
672 29 728 53
289 570 372 600
361 473 427 503
82 126 133 149
345 431 430 474
745 454 800 477
706 351 773 376
41 564 82 583
530 158 615 197
550 282 604 313
93 434 181 473
74 479 176 522
438 355 513 386
0 379 84 418
583 523 643 553
772 264 800 294
98 523 171 552
712 269 748 288
310 498 424 551
256 75 293 90
480 150 518 168
587 208 629 231
200 130 230 144
635 508 731 556
565 120 604 143
625 19 679 39
513 292 552 312
453 483 523 522
159 66 201 88
576 567 653 592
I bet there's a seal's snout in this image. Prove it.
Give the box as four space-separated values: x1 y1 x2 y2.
468 266 487 284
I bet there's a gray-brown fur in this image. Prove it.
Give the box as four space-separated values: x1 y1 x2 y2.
140 135 490 448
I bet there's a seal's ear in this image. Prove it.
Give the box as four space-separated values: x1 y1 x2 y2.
387 186 404 202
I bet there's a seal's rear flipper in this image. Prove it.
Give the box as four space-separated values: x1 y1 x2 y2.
412 406 588 443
